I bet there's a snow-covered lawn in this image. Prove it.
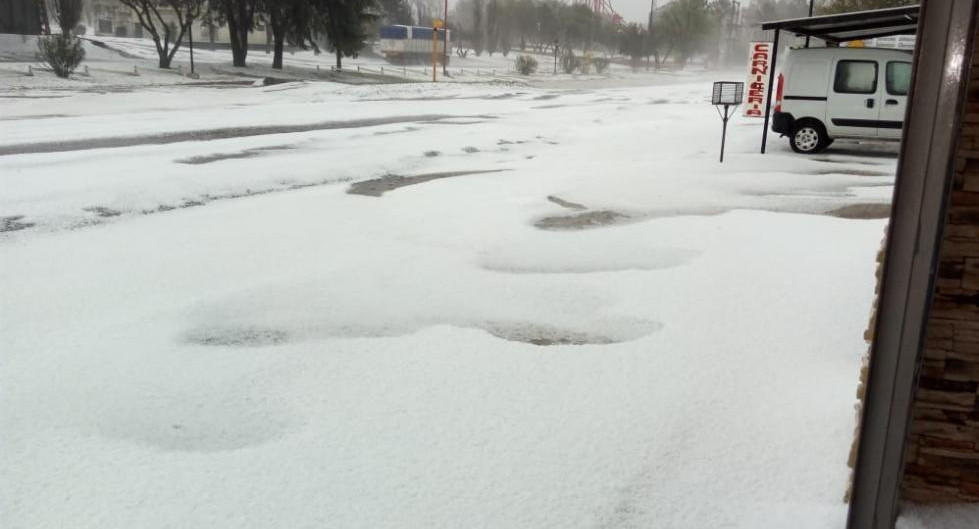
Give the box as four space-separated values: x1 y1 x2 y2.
3 75 950 528
0 33 708 90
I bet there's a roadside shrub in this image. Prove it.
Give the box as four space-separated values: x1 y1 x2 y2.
515 54 538 75
593 57 610 74
560 49 578 74
37 34 85 78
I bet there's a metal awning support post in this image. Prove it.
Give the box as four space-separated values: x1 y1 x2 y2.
846 2 978 527
760 28 780 154
805 0 814 48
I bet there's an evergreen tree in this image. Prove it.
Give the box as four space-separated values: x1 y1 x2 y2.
485 0 499 55
316 0 378 70
264 0 316 69
378 0 413 24
472 0 484 55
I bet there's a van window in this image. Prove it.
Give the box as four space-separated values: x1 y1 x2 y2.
834 60 878 94
887 61 912 96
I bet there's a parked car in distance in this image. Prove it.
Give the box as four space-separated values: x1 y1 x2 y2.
771 46 913 154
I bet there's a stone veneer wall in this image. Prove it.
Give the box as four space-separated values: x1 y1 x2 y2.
901 31 979 502
845 236 886 503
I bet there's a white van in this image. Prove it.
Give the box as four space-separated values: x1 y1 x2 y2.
771 47 913 153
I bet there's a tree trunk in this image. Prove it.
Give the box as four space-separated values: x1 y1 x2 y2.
335 48 342 70
225 3 249 68
272 34 284 69
271 10 285 69
151 36 170 69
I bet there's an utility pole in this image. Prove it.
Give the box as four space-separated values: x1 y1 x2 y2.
432 25 438 81
553 40 558 75
442 0 449 75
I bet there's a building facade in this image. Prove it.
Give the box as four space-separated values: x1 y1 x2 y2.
79 0 268 45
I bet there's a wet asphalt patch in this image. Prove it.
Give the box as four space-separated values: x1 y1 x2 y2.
176 145 295 165
0 215 34 233
823 203 892 219
0 115 481 156
347 170 509 197
535 210 631 230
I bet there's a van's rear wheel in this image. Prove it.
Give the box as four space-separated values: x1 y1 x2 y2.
790 121 829 154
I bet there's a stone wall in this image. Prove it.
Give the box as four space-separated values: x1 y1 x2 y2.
901 30 979 503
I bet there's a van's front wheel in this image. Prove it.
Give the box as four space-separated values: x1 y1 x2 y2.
790 121 829 154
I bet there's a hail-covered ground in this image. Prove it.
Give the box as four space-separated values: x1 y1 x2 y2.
4 47 967 528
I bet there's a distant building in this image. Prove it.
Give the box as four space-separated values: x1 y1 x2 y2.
82 0 142 37
79 0 268 45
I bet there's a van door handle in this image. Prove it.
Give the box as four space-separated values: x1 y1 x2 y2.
885 99 899 105
866 98 875 108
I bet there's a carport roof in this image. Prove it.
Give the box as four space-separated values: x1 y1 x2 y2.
760 5 919 43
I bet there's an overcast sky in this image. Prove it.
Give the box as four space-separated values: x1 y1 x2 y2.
614 0 661 24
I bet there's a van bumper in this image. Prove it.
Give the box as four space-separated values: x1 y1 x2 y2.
772 112 794 135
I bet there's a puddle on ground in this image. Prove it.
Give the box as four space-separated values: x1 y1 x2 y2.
820 147 899 159
535 210 630 230
374 126 420 136
180 316 658 347
184 326 290 347
809 157 890 166
424 150 441 157
487 324 616 346
547 195 587 211
823 203 892 219
804 168 893 177
348 170 508 197
83 206 122 217
0 113 69 121
0 215 34 233
484 320 660 346
176 145 294 165
479 247 700 274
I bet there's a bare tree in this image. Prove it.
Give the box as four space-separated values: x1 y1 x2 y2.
119 0 205 68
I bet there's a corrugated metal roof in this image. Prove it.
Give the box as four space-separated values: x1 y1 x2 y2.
760 5 919 43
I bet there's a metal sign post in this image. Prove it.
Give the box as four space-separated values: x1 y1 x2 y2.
712 81 744 163
189 22 195 76
553 41 558 75
432 19 444 82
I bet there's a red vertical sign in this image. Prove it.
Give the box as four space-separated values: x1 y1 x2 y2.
744 42 772 118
